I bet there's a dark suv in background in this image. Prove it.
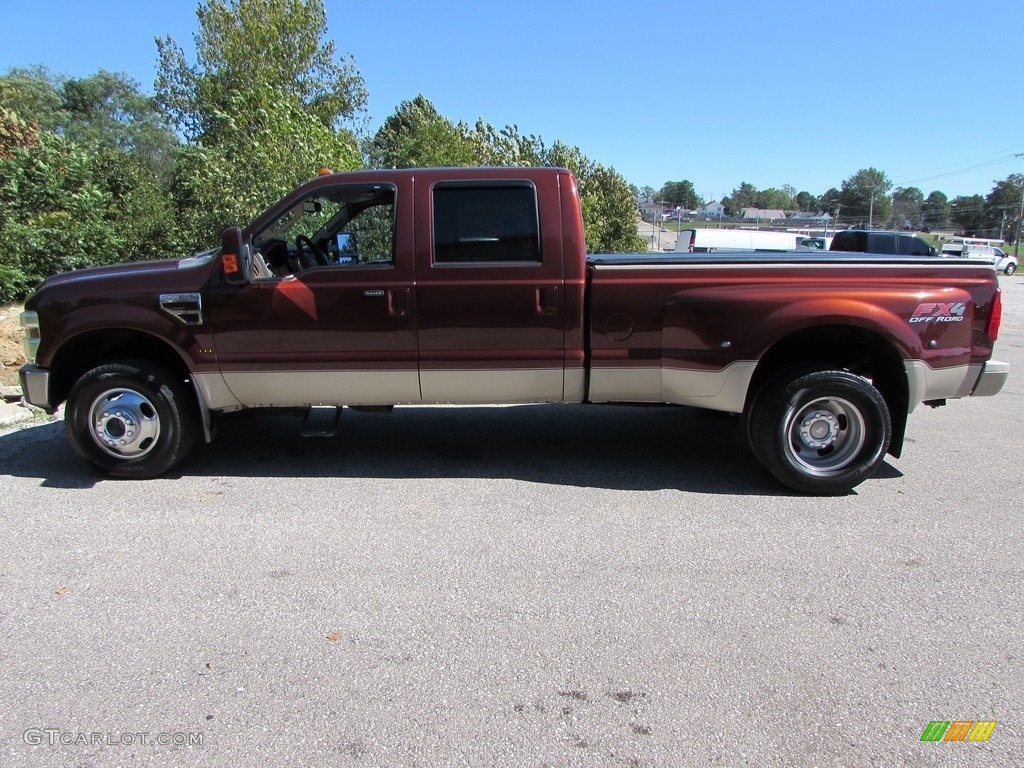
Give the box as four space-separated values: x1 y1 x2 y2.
829 230 936 256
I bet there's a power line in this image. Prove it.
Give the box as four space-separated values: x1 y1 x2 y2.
892 144 1024 186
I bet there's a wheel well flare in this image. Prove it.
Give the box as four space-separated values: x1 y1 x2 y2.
748 324 909 455
48 329 192 408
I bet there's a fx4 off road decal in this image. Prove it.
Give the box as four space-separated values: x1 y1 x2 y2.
911 302 967 324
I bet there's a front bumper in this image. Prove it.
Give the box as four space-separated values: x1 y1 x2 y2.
18 365 55 412
971 359 1009 397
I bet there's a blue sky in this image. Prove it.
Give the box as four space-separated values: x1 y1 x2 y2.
2 0 1022 201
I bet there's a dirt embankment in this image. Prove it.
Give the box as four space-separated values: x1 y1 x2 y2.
0 305 26 388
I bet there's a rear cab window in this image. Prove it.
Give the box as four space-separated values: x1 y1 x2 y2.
432 183 541 264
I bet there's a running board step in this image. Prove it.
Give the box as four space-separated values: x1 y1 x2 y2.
300 406 341 437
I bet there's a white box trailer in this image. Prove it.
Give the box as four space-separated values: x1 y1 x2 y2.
674 228 808 253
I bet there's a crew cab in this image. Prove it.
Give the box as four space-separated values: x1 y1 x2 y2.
19 167 1009 494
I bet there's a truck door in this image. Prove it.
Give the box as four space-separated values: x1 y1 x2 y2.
414 175 567 403
206 181 420 407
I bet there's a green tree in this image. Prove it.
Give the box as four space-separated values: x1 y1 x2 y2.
658 180 698 209
0 105 39 160
62 71 179 180
949 194 986 234
921 190 949 229
794 191 816 211
892 186 924 228
0 66 66 131
466 120 543 167
839 168 892 226
1 72 178 299
722 182 757 216
156 0 365 140
754 187 794 210
817 188 842 216
370 96 643 254
367 95 478 168
546 142 643 253
985 176 1022 241
155 0 365 249
1 67 179 181
0 131 123 300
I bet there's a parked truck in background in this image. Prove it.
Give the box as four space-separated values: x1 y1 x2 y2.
829 229 936 256
938 241 1018 275
19 167 1009 494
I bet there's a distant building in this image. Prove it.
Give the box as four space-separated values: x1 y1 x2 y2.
789 211 835 226
741 207 787 222
639 201 664 221
699 201 725 219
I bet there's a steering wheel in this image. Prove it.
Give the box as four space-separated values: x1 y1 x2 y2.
296 234 329 267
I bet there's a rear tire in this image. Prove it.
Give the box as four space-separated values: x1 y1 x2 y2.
747 369 891 495
65 360 198 478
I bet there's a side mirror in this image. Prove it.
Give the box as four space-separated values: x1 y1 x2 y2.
221 226 251 285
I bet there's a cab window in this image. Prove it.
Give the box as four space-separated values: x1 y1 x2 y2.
432 183 541 264
253 184 396 276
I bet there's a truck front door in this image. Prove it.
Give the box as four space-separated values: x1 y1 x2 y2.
206 181 420 407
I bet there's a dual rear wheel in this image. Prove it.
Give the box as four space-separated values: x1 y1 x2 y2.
747 369 892 495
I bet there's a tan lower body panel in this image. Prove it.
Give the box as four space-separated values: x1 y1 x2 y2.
904 361 979 412
196 368 569 409
419 369 565 404
588 361 756 412
209 370 422 408
195 360 977 415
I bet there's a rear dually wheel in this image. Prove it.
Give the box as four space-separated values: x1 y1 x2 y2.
748 368 891 495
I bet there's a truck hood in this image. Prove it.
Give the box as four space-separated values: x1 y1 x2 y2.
37 250 217 290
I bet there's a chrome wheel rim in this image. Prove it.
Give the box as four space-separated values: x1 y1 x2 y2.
783 396 866 474
88 388 161 459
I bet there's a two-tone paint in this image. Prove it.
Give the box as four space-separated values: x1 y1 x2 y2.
20 168 1007 463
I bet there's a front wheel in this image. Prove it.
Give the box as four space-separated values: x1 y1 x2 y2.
747 369 891 495
65 360 198 478
1005 263 1016 276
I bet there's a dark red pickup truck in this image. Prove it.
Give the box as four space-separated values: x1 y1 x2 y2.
18 167 1008 494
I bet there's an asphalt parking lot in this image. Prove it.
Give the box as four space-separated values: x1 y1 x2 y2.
1 278 1021 767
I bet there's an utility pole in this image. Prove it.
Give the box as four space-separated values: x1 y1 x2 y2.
1016 154 1024 260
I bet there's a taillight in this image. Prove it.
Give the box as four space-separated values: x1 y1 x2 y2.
987 289 1002 341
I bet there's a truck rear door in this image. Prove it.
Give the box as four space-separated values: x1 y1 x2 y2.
413 172 567 403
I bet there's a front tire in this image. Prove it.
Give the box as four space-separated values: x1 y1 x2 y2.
1005 263 1016 276
747 369 891 495
65 360 198 478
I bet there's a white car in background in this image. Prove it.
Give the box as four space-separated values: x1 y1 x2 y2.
993 248 1018 276
948 243 1018 276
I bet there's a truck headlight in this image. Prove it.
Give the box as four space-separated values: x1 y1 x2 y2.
20 311 40 365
